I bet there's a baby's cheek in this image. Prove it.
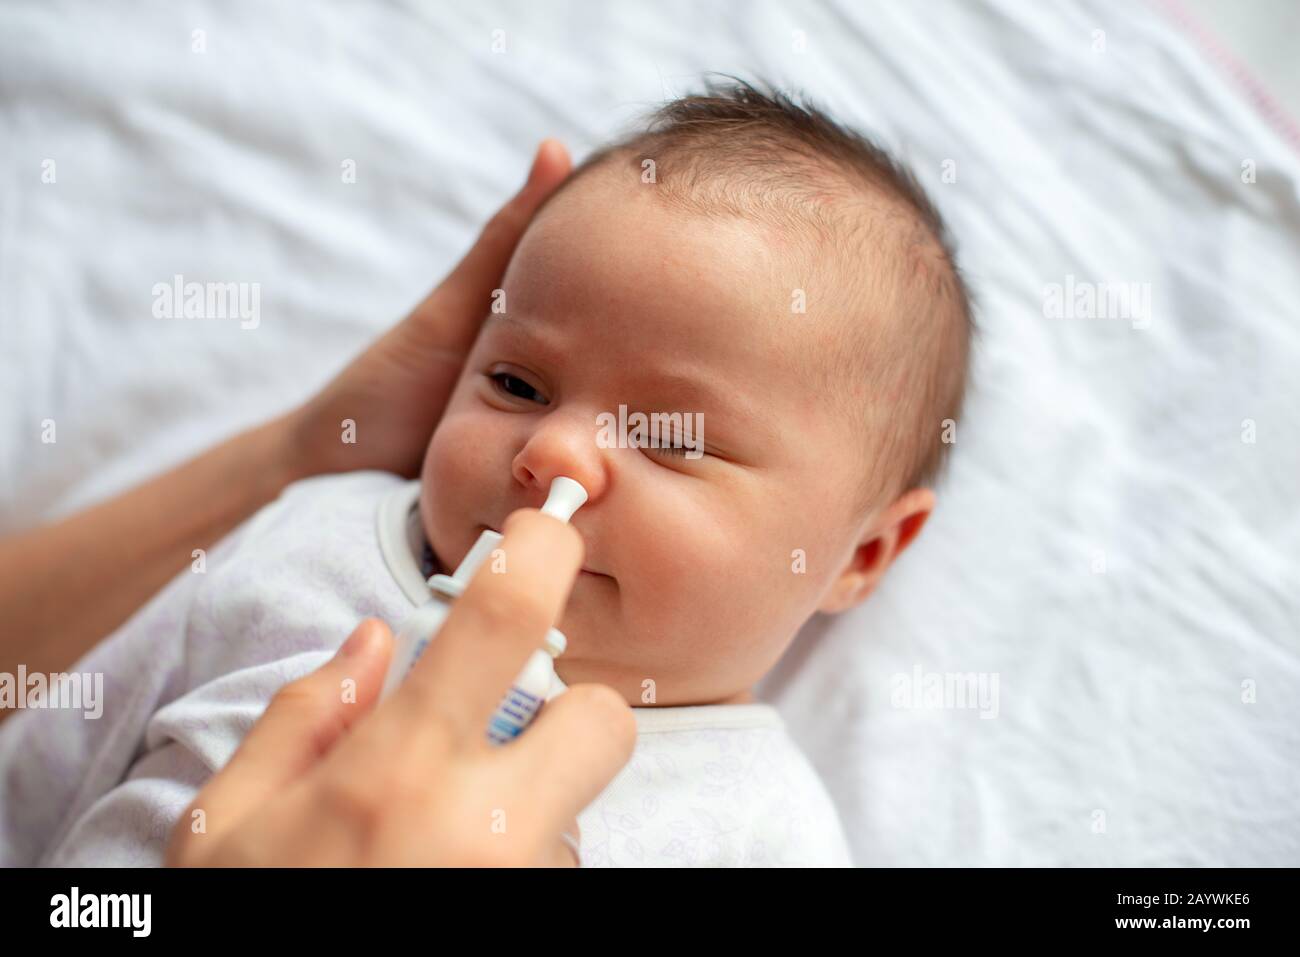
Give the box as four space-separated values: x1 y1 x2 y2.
418 413 492 550
425 413 493 489
642 524 771 635
707 520 825 638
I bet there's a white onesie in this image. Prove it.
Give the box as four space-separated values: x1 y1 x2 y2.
0 471 852 867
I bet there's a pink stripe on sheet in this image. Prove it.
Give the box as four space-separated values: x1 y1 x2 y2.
1153 0 1300 158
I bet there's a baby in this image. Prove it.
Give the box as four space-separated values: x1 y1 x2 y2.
0 80 972 867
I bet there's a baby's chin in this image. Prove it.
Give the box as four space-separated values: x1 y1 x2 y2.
552 655 641 707
552 595 758 707
549 580 629 664
554 572 612 644
553 653 745 709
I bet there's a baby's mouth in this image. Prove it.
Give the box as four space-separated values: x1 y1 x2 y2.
476 524 611 580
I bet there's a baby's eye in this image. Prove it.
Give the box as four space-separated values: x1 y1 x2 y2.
488 372 547 405
647 440 707 460
651 444 690 457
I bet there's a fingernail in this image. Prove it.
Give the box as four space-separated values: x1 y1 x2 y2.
524 144 545 189
338 622 373 659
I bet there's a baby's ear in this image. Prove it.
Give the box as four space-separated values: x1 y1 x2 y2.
817 488 935 614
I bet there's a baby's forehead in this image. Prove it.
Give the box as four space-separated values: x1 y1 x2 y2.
513 174 796 308
505 159 915 397
522 167 883 324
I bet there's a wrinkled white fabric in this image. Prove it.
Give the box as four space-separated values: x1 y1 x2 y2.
1 0 1297 865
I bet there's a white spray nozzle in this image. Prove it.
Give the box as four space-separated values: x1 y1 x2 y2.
435 477 588 594
539 476 588 523
447 530 503 589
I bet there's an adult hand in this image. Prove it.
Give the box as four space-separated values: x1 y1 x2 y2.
289 139 573 478
165 508 635 867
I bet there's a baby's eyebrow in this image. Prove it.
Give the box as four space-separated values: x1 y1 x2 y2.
608 362 778 454
635 366 752 422
483 311 772 443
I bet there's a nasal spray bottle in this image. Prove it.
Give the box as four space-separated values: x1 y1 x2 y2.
379 476 588 745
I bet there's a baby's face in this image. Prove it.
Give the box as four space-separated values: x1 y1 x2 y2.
420 171 872 706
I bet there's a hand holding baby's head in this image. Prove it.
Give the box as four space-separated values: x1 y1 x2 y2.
420 79 974 707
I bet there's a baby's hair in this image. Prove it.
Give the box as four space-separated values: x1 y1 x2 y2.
557 76 974 510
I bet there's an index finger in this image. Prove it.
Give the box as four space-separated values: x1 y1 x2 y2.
396 507 584 742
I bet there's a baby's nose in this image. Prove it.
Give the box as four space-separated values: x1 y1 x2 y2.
511 413 608 508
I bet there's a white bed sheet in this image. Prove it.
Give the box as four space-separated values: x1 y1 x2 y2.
1 0 1296 865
